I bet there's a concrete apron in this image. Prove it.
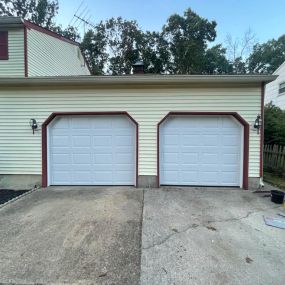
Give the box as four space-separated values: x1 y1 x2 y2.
140 186 285 285
0 186 143 285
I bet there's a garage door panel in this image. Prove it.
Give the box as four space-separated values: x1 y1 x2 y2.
200 171 219 182
52 171 71 184
93 135 112 145
114 171 134 182
164 134 179 145
94 153 112 163
181 135 200 146
73 153 92 164
72 136 91 147
51 153 70 164
115 135 133 146
48 115 136 186
160 115 242 187
93 171 113 183
181 171 198 182
161 171 178 183
114 163 133 171
72 164 92 171
71 117 91 128
201 153 219 163
52 164 72 171
202 135 219 146
222 135 240 146
180 153 199 163
73 171 92 183
163 153 178 163
51 135 69 146
93 164 112 171
222 153 239 164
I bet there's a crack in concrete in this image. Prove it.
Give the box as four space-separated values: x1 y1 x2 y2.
142 205 280 250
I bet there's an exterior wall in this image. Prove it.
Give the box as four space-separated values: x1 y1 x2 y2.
0 28 25 77
27 28 90 76
265 62 285 108
0 85 261 180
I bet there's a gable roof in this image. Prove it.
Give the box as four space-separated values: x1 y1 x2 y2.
0 16 79 46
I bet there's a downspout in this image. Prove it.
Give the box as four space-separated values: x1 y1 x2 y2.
259 82 265 188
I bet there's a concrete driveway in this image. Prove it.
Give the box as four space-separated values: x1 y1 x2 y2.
141 187 285 285
0 186 143 285
0 186 284 285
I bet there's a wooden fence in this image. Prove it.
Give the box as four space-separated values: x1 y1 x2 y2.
264 144 285 175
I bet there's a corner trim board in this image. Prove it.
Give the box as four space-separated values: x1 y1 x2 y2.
260 82 265 177
24 26 28 77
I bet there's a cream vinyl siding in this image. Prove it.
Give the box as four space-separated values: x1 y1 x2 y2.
0 86 261 177
265 62 285 109
27 29 90 76
0 28 25 77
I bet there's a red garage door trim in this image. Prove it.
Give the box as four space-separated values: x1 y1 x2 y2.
42 112 139 188
157 112 250 189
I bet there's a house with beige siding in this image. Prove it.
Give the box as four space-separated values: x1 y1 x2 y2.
265 61 285 108
0 17 90 77
0 73 276 190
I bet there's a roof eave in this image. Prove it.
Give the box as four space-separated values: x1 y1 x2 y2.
0 75 277 87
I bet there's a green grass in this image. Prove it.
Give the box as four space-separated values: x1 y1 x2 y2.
264 171 285 190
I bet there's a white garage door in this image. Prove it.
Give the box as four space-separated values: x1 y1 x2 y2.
159 116 243 187
48 115 136 185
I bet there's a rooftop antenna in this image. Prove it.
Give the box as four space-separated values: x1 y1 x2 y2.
69 0 84 26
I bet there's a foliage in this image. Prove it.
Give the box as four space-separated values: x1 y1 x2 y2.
264 102 285 146
1 2 285 75
162 9 217 74
80 23 108 75
247 35 285 74
203 44 232 74
0 0 79 41
0 0 58 28
105 17 143 75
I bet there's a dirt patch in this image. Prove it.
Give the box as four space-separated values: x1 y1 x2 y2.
0 189 29 205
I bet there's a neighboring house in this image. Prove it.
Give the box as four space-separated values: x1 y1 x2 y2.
0 16 90 77
265 61 285 108
0 70 276 190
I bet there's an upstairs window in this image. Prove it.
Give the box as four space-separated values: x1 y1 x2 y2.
279 82 285 95
0 31 8 60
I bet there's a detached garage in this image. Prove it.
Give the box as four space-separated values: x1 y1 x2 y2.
0 74 276 189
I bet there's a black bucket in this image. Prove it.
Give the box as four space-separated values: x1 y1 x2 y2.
271 190 285 204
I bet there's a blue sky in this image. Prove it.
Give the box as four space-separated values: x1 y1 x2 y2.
57 0 285 45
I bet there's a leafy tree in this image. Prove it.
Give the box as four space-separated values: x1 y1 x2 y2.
105 17 144 75
53 25 80 42
204 44 232 74
248 35 285 74
162 8 217 74
140 31 170 74
264 102 285 146
80 24 108 75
